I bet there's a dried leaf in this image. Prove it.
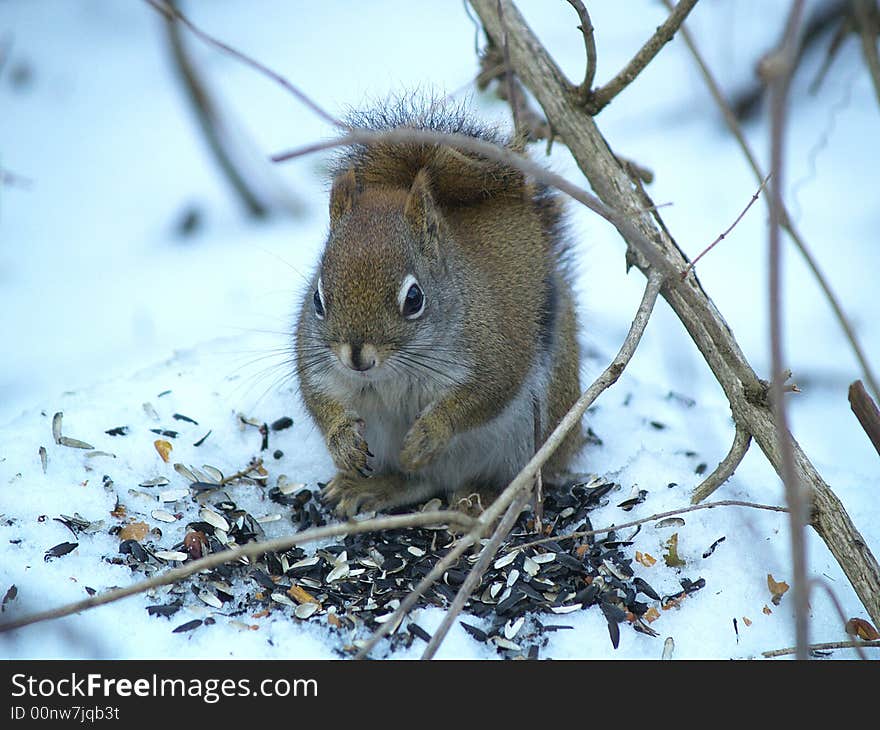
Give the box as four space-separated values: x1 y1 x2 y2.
327 613 343 629
643 606 661 623
287 584 320 606
663 533 685 567
154 439 173 462
110 502 127 519
119 521 149 542
763 605 772 615
742 616 752 627
845 617 880 641
767 574 789 605
635 551 657 567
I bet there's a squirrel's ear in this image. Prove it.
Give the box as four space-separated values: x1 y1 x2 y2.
330 167 359 223
404 169 442 258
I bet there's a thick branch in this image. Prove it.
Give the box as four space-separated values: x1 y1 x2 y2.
470 0 880 627
585 0 699 114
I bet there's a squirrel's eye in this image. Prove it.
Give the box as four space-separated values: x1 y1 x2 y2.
313 288 325 319
401 281 425 319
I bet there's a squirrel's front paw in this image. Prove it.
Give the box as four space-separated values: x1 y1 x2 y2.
400 416 452 471
326 417 372 477
321 472 399 517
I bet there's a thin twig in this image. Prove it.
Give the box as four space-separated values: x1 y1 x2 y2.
681 174 771 279
164 2 269 217
421 487 532 659
565 0 597 101
765 0 809 661
142 0 344 129
0 511 474 634
848 379 880 457
219 458 265 485
353 532 480 659
691 425 752 503
586 0 699 114
762 640 880 658
667 0 880 403
506 499 788 554
854 0 880 107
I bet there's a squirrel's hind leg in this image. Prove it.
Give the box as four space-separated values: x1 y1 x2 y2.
322 471 441 518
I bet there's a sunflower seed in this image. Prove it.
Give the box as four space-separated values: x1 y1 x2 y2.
198 590 222 609
38 446 47 473
661 636 675 660
155 550 187 562
494 551 517 570
143 403 160 421
199 508 229 532
294 602 319 619
173 463 198 483
531 552 556 564
255 514 282 524
201 465 224 483
326 563 350 583
492 637 521 651
140 477 170 488
550 604 582 614
271 592 296 607
51 412 63 443
151 509 178 523
159 489 189 503
523 556 540 576
58 436 94 449
655 517 686 528
504 616 525 640
506 569 520 587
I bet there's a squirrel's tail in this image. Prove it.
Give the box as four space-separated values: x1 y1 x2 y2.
331 93 527 206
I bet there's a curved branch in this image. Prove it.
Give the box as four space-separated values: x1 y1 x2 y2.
565 0 597 100
691 424 752 504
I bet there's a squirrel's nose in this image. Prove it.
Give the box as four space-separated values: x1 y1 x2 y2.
340 343 377 372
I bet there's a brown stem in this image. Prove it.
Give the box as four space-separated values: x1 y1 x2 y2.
848 379 880 457
765 0 809 660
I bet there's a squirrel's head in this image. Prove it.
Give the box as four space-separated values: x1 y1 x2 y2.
299 167 462 384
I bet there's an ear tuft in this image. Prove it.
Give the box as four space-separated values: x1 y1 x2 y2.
404 169 442 258
330 167 359 223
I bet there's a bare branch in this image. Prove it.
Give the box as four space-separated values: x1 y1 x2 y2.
420 486 533 659
586 0 699 114
762 640 880 658
508 499 789 554
681 174 771 279
665 0 880 403
0 510 475 635
848 379 880 457
565 0 597 101
691 424 752 504
164 3 269 217
142 0 344 129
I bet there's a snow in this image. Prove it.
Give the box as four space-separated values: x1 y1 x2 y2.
1 0 878 660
